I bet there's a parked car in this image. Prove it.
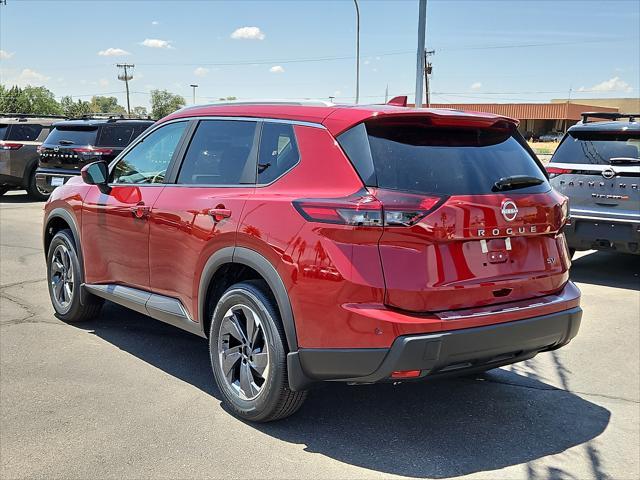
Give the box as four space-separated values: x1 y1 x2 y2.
539 132 564 143
36 116 154 195
43 101 581 422
0 114 66 200
547 112 640 256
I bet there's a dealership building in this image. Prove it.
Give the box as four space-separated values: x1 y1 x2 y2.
428 98 640 136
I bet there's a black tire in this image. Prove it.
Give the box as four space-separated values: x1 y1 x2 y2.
26 168 49 201
0 187 9 196
46 229 103 322
209 280 307 422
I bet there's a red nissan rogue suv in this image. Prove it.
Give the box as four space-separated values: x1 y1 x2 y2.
43 101 581 421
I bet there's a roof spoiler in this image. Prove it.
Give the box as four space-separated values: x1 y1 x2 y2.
581 112 638 123
386 96 408 107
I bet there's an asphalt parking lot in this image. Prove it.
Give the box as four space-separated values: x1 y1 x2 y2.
1 190 638 480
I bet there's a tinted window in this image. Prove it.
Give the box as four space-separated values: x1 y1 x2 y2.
6 123 43 141
340 120 548 195
112 121 187 184
336 122 376 184
46 126 98 146
552 131 640 165
0 124 7 140
257 123 300 184
96 125 134 147
178 120 257 185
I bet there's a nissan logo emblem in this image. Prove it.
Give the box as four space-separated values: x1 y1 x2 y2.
501 200 518 222
602 168 616 179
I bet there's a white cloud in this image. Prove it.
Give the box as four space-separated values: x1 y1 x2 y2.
363 59 371 65
470 82 482 91
14 68 50 86
98 47 131 57
194 67 209 77
151 20 160 25
269 65 285 73
579 76 633 93
0 49 14 60
231 26 265 40
141 38 173 49
98 78 109 87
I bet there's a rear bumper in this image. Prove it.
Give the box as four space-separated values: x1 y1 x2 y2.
288 306 582 390
565 215 640 254
35 168 79 194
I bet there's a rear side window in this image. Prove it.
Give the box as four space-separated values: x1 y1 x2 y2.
338 119 549 195
46 126 98 146
257 123 300 184
6 124 43 141
552 131 640 165
96 125 135 147
0 124 8 140
177 120 257 185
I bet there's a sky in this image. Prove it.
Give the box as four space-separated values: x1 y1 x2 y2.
0 0 639 110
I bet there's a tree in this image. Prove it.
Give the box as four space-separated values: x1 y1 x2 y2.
0 85 61 115
219 96 237 101
60 96 93 118
150 89 185 119
132 106 148 117
90 96 126 114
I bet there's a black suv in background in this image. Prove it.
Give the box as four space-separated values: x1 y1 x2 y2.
36 116 154 194
1 114 66 200
548 112 640 256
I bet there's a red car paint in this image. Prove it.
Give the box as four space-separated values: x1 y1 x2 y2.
44 103 580 352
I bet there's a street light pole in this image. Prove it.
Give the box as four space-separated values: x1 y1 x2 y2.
190 84 199 105
414 0 427 108
354 0 360 104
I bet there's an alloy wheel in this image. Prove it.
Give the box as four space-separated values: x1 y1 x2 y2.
50 244 74 312
217 304 270 401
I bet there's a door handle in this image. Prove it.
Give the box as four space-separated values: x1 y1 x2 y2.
208 207 232 222
130 202 150 219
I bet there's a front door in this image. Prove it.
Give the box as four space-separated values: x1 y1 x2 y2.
82 121 189 289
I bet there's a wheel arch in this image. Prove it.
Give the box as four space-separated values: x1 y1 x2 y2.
198 247 298 352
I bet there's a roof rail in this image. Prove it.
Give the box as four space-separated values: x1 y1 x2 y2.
581 112 638 123
178 99 335 113
0 113 67 119
66 113 155 121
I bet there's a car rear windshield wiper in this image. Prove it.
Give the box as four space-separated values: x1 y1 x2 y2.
492 175 544 192
609 157 640 165
58 140 74 145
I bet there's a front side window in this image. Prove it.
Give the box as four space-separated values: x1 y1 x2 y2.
257 123 300 184
112 121 187 184
177 120 257 185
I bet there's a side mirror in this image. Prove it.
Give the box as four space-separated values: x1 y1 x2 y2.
81 161 111 194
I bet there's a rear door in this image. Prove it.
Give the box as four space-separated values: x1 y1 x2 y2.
149 119 259 319
82 121 189 289
338 118 569 313
548 130 640 223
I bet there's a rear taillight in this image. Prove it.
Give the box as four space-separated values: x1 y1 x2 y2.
293 189 443 227
0 142 23 150
546 166 573 178
72 147 113 156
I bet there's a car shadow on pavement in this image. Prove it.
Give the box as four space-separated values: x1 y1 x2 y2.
76 301 611 479
570 251 640 291
0 192 38 204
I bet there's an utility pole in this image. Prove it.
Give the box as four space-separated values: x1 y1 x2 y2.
116 63 134 115
353 0 360 104
424 49 435 107
190 84 199 105
329 96 335 104
414 0 427 108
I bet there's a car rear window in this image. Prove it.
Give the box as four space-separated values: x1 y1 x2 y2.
0 124 8 140
96 125 135 147
46 126 98 146
5 123 43 141
551 131 640 165
338 119 549 195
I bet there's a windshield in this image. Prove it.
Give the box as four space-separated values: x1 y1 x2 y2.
552 131 640 165
338 120 549 195
46 126 98 146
